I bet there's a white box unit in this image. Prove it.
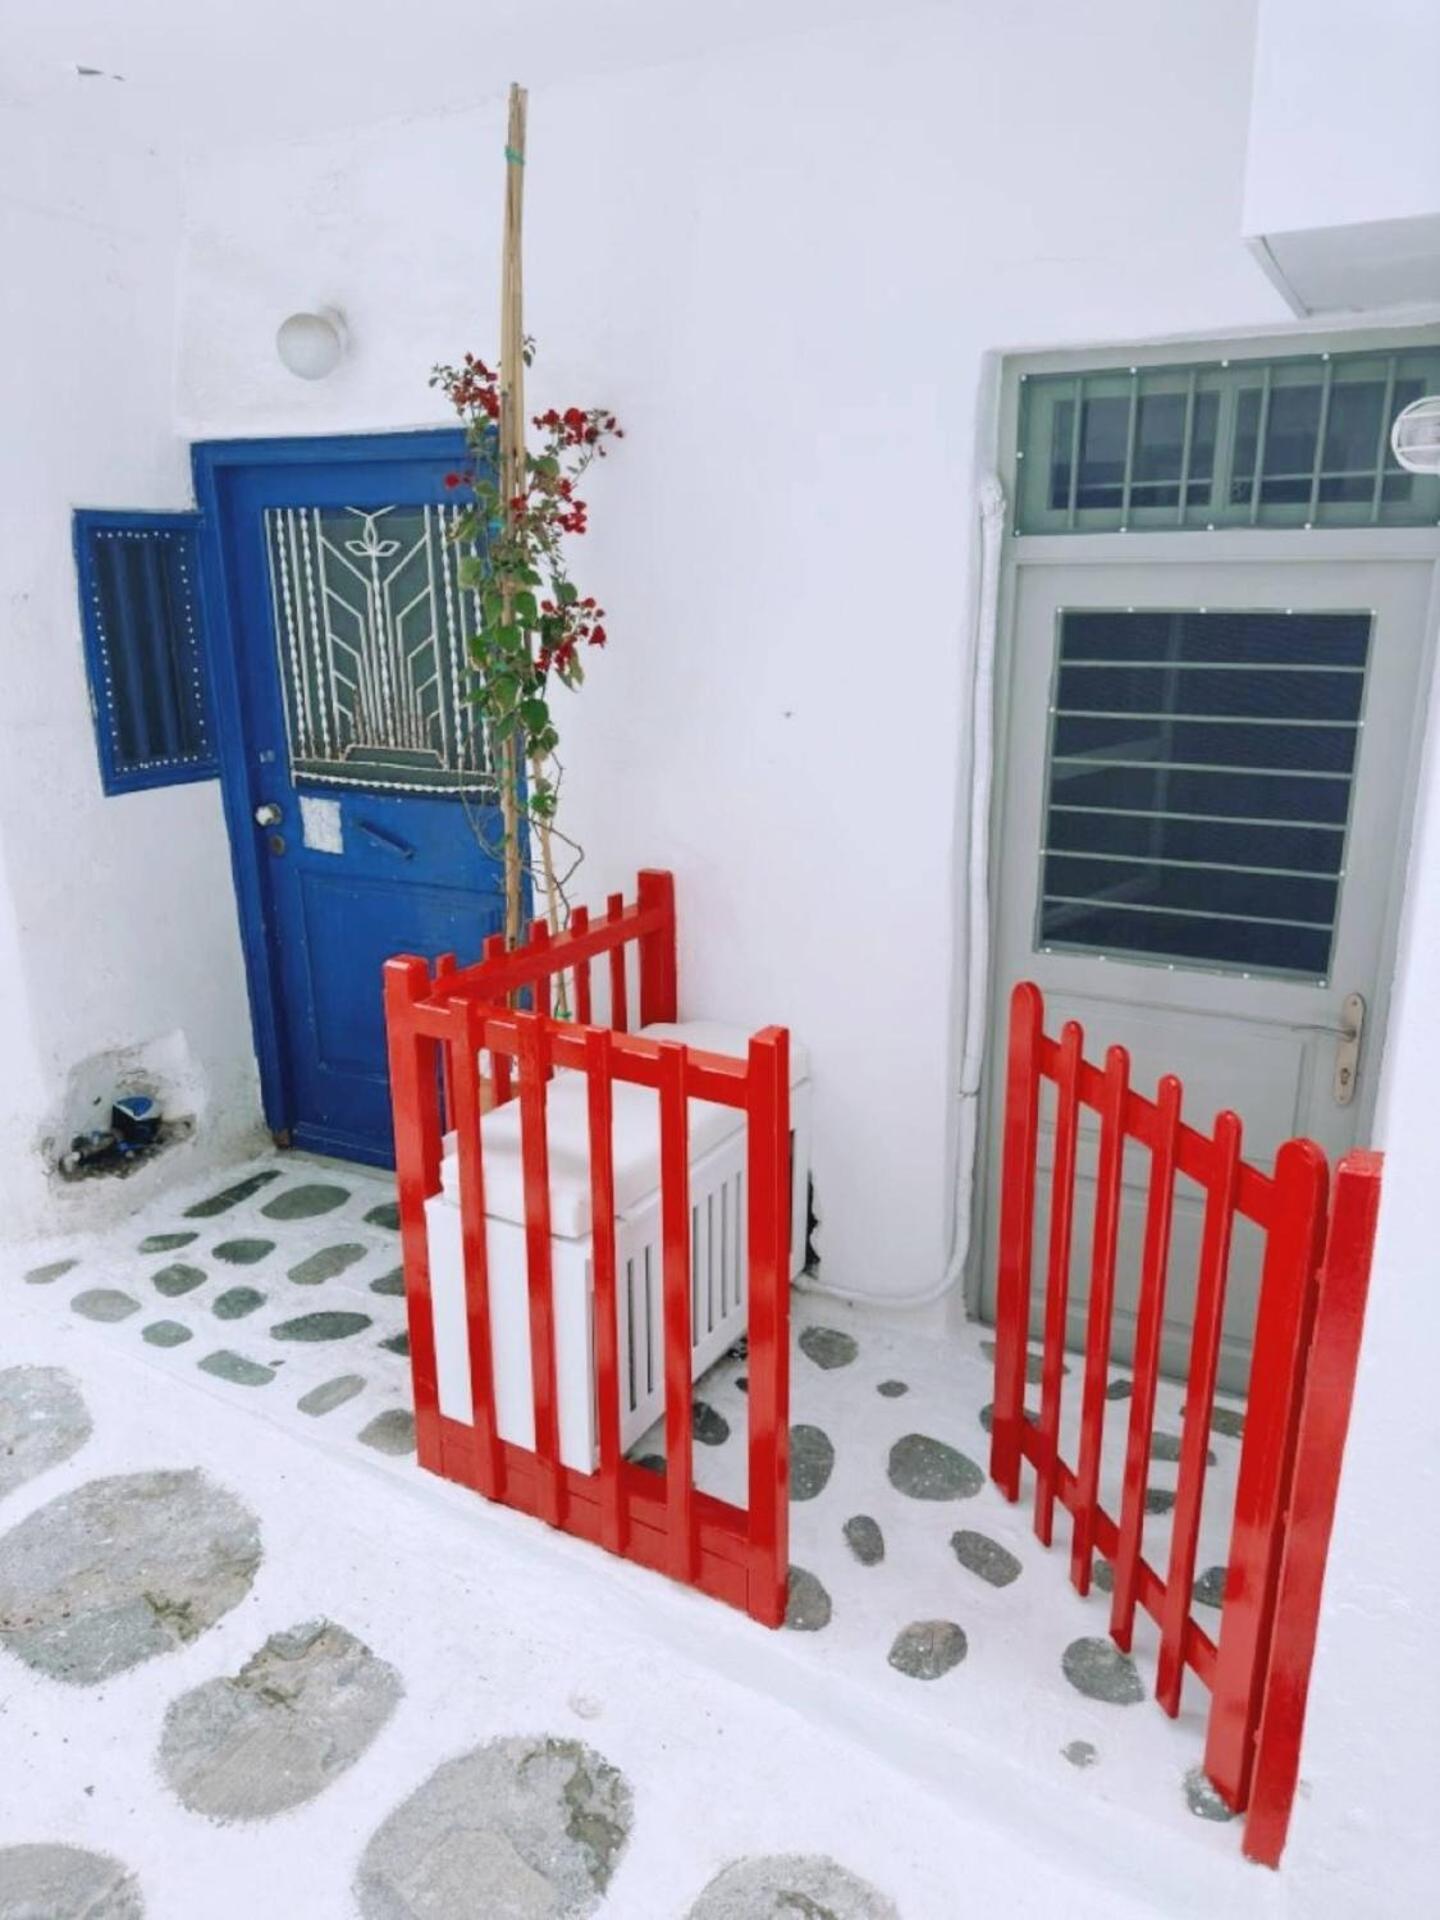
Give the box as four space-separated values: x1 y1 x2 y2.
426 1021 811 1473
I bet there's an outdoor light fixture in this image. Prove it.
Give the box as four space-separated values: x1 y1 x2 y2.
1391 394 1440 477
275 308 347 380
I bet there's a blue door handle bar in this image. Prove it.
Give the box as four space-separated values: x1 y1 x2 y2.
356 818 416 861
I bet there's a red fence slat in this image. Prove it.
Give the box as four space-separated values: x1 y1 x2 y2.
1111 1072 1182 1651
1035 1019 1082 1547
1070 1043 1130 1594
451 997 504 1500
991 983 1043 1503
585 1024 626 1556
657 1039 696 1583
638 868 678 1027
1157 1108 1242 1715
383 956 444 1471
1206 1135 1330 1804
606 892 629 1031
745 1027 791 1626
1241 1151 1382 1867
516 1010 565 1529
572 904 593 1027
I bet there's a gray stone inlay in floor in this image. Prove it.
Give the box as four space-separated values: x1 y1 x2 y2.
1184 1764 1237 1823
198 1351 275 1388
799 1325 858 1370
24 1258 78 1286
1062 1739 1099 1769
876 1379 908 1398
687 1854 899 1920
71 1288 141 1324
887 1433 983 1501
843 1514 884 1567
364 1201 400 1230
379 1332 410 1357
0 1468 261 1685
355 1735 633 1920
785 1566 832 1631
1145 1489 1176 1516
370 1267 406 1297
692 1400 729 1446
143 1321 193 1349
289 1244 368 1286
358 1410 415 1456
1091 1559 1115 1595
213 1287 266 1321
0 1843 144 1919
1193 1564 1227 1608
0 1367 92 1501
153 1263 205 1298
140 1232 198 1255
790 1424 834 1501
271 1311 372 1343
184 1170 282 1219
298 1375 366 1417
212 1238 275 1267
159 1619 403 1822
950 1529 1021 1588
1211 1406 1245 1440
261 1183 349 1221
1062 1636 1145 1706
1151 1430 1216 1467
1106 1378 1133 1400
888 1619 967 1681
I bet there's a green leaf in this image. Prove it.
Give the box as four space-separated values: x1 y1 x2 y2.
520 697 549 731
456 556 486 590
513 590 539 625
558 580 579 605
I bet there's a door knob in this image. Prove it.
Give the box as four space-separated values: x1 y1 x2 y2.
254 803 282 827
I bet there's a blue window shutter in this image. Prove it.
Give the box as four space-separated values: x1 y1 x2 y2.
74 509 216 794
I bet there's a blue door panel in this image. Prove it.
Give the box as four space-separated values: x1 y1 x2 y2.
206 439 504 1167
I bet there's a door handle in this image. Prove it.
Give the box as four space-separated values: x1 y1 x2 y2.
1332 991 1365 1107
356 818 416 861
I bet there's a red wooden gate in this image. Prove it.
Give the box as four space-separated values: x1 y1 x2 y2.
384 872 792 1626
990 981 1381 1866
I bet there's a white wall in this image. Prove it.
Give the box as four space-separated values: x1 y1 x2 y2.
1245 0 1440 236
175 0 1284 1307
0 96 264 1238
1283 574 1440 1911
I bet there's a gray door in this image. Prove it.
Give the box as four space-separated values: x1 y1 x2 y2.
980 557 1435 1387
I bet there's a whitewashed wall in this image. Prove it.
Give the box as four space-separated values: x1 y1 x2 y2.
0 99 263 1238
175 0 1284 1307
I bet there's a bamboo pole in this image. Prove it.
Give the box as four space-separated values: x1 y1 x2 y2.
498 83 527 949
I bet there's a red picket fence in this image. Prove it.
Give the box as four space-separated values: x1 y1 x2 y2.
384 871 793 1627
989 981 1381 1867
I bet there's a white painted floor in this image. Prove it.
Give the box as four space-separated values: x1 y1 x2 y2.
0 1153 1321 1918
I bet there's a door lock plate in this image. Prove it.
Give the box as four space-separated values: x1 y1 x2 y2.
1333 991 1366 1107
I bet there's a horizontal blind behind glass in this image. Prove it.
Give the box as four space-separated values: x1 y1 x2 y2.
1037 610 1370 982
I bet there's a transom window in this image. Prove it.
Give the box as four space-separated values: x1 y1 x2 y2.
1015 346 1440 534
1037 609 1370 983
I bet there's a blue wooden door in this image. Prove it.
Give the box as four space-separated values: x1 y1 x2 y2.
209 437 504 1166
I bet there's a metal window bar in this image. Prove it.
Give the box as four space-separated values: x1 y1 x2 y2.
1306 358 1336 524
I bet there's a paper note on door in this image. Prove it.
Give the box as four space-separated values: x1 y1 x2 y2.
299 796 343 855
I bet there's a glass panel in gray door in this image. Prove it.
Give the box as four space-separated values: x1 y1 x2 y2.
1037 610 1371 983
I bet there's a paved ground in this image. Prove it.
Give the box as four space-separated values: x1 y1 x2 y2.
0 1152 1289 1919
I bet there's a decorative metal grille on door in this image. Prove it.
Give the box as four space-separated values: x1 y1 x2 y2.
1037 608 1371 983
263 505 489 794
